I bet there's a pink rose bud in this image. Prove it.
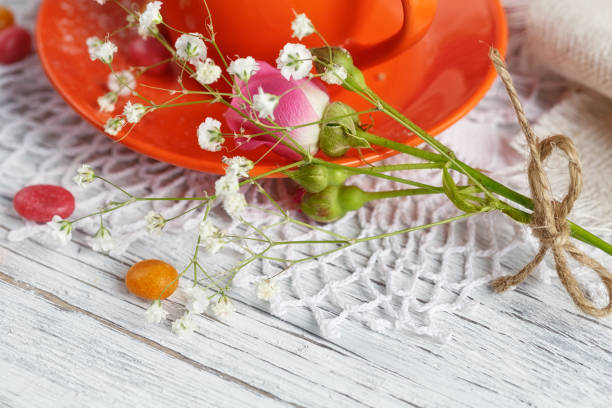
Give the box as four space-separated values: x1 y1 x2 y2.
224 62 329 160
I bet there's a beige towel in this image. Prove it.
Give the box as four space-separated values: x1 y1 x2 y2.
521 0 612 228
527 0 612 99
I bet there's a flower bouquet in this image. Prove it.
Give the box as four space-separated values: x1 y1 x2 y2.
46 0 612 335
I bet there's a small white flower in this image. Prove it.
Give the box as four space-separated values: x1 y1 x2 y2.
252 86 280 120
145 300 168 323
222 192 247 219
214 174 239 197
183 286 210 314
108 71 136 97
73 164 95 186
291 13 315 40
86 36 103 61
47 215 72 246
199 219 225 254
145 211 166 234
138 1 163 37
97 92 118 112
175 33 206 64
194 58 222 85
93 40 118 64
172 312 197 337
276 43 312 81
197 117 224 151
104 116 126 136
222 156 253 178
227 57 259 82
87 226 115 253
123 101 148 123
321 64 348 85
94 0 108 5
256 279 279 301
211 297 235 319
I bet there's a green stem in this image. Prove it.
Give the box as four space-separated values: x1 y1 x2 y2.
364 188 441 201
358 98 612 256
371 162 445 172
311 158 441 192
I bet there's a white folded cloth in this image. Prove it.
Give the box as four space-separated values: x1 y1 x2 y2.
526 0 612 99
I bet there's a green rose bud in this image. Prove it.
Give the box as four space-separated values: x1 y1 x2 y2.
310 47 367 92
319 102 370 158
286 164 350 193
300 185 369 223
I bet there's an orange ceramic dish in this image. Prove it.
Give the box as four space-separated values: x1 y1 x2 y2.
36 0 507 177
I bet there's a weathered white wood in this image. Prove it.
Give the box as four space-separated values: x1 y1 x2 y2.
1 193 612 408
0 279 290 408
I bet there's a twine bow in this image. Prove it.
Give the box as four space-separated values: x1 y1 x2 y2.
488 48 612 317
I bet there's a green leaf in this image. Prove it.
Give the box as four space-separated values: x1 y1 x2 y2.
442 168 480 213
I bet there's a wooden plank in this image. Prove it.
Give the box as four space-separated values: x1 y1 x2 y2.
0 222 453 407
0 278 293 408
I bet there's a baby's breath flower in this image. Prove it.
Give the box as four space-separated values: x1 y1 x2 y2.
214 174 239 197
199 219 225 254
104 116 126 136
194 58 222 85
87 226 115 253
175 33 206 64
197 117 224 151
211 297 235 319
223 156 253 179
93 40 118 64
222 192 248 219
321 64 348 85
183 286 210 314
145 300 168 323
227 57 259 82
145 211 166 234
73 164 95 186
252 87 279 120
86 36 103 61
276 43 312 80
172 312 197 337
291 13 315 40
108 71 136 97
138 1 163 37
47 216 72 246
97 92 118 112
256 279 279 301
123 101 147 123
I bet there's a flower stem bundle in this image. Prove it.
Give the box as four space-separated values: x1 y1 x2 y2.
56 0 612 334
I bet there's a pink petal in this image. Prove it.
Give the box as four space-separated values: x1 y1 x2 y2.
224 62 328 160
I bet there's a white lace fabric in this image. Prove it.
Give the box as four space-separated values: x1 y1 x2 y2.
1 0 610 340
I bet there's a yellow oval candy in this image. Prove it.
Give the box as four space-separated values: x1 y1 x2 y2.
125 259 178 300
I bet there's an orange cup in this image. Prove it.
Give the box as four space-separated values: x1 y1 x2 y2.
162 0 437 68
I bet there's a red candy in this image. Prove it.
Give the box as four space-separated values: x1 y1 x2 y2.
127 36 171 75
0 26 31 64
14 185 75 223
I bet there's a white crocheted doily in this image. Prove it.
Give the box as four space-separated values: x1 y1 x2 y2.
2 0 610 340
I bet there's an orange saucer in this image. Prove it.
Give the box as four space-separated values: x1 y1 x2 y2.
36 0 507 177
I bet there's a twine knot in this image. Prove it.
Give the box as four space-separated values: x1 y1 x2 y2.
488 48 612 317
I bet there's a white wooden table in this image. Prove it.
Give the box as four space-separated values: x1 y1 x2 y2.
2 194 612 408
1 1 612 407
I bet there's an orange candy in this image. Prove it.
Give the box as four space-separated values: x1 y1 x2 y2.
125 259 178 300
0 7 14 32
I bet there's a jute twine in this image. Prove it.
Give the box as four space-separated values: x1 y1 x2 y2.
488 48 612 317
